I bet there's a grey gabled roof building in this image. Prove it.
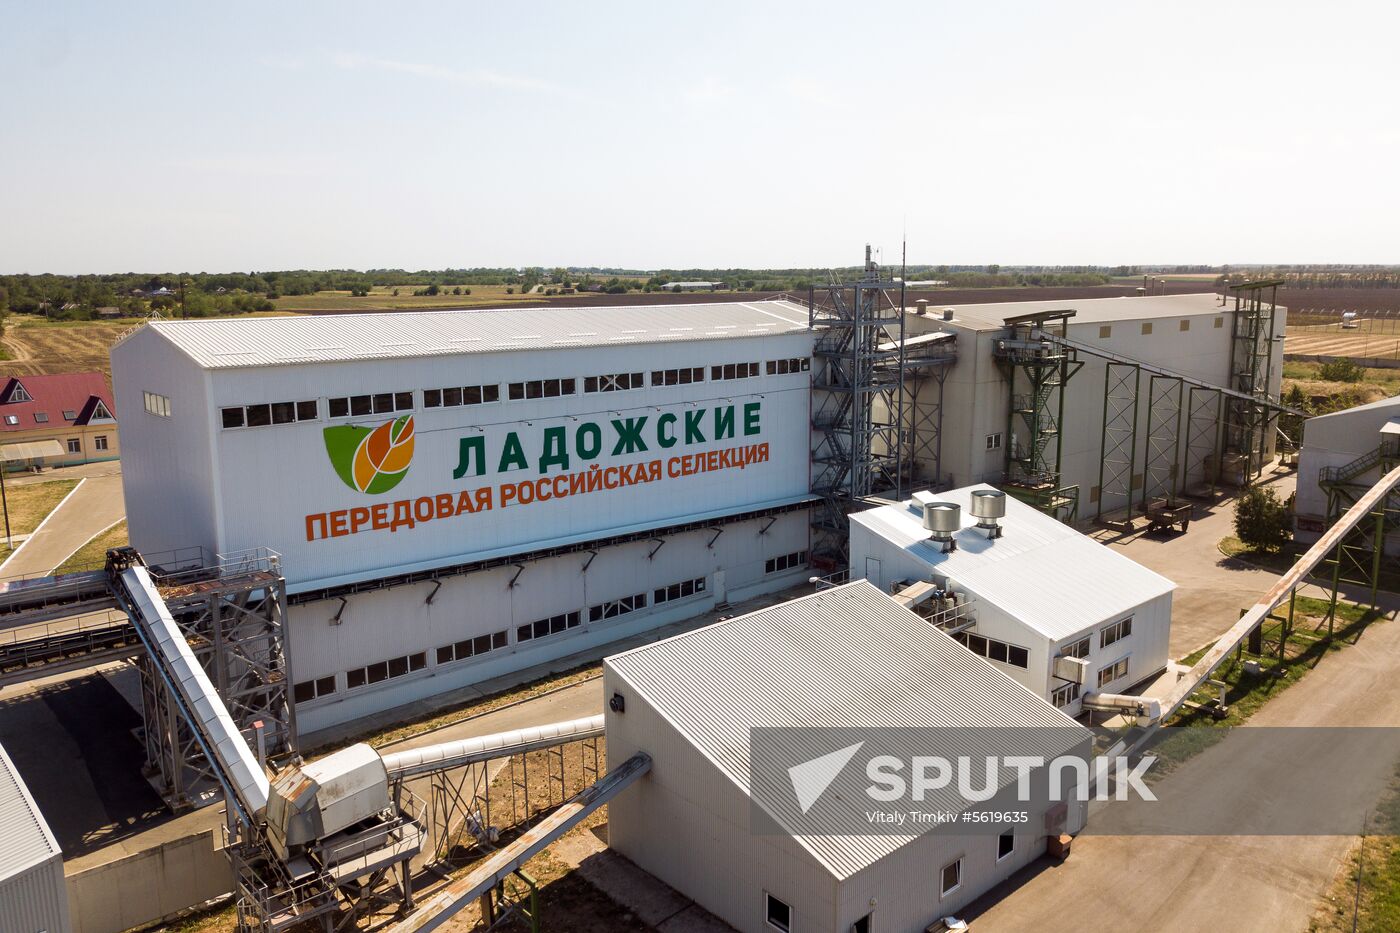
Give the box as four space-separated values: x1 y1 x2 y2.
605 581 1091 933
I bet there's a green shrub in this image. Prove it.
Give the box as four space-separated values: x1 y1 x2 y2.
1318 358 1365 383
1234 485 1291 552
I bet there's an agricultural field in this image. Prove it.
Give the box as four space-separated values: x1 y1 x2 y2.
1279 287 1400 315
271 284 541 313
1 319 136 380
1286 315 1400 361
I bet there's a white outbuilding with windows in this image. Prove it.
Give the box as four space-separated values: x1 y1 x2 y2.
605 581 1092 933
849 484 1175 715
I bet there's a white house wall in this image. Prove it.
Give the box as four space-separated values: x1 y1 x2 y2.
203 333 813 590
605 665 841 933
111 330 221 562
906 303 1287 516
291 508 810 734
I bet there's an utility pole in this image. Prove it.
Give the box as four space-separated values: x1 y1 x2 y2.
0 456 12 551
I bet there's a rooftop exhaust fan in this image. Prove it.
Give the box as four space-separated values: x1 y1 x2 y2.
970 489 1006 539
922 501 960 553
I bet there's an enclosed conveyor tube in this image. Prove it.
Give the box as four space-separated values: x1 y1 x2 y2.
118 565 270 820
381 715 605 780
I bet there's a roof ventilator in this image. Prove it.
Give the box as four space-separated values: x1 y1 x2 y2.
970 489 1006 539
923 501 960 553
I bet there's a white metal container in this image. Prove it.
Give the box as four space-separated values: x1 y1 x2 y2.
0 743 70 933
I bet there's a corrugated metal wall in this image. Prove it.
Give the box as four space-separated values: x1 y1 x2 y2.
0 856 69 933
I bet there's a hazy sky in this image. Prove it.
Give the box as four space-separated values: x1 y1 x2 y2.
2 1 1396 273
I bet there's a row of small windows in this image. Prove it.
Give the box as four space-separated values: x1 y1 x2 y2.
518 611 582 644
221 399 319 429
953 631 1031 669
424 384 500 408
144 391 171 417
765 550 808 574
713 362 760 381
654 576 705 605
346 651 427 690
1052 682 1081 707
217 357 814 430
1100 616 1132 648
328 392 414 418
765 358 810 375
585 372 646 393
438 629 509 664
1098 656 1130 687
1097 318 1224 339
590 592 648 622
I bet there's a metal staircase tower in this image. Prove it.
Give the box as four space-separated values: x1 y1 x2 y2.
808 246 907 567
992 310 1084 523
1226 280 1283 483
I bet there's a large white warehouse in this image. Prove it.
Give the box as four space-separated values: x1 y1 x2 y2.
112 301 819 734
849 485 1175 715
899 292 1286 520
1295 394 1400 550
605 581 1091 933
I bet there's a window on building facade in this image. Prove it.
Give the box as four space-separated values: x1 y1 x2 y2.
66 438 81 454
423 384 500 408
1099 325 1112 339
998 828 1015 861
33 412 48 423
437 629 509 663
765 551 808 574
346 652 427 689
711 362 760 381
955 631 1030 669
589 593 647 623
94 435 109 451
1063 636 1091 658
143 391 172 418
650 367 705 386
328 392 412 418
940 857 963 897
766 358 811 375
1180 319 1190 332
1141 322 1153 335
293 675 336 704
1100 617 1132 648
223 399 318 428
516 611 582 644
653 576 705 605
1097 657 1129 687
1052 682 1080 707
584 372 645 393
986 432 1002 451
507 378 575 400
765 894 792 932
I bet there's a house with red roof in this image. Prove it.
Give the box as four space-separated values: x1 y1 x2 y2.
0 372 119 469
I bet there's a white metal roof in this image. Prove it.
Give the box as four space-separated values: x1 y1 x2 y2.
934 293 1236 332
605 581 1087 880
128 300 810 369
851 485 1175 641
0 742 60 880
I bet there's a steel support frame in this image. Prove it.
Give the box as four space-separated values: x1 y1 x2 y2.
1096 362 1140 522
1226 281 1281 483
994 318 1083 524
140 573 296 810
904 365 950 490
1142 374 1185 510
808 251 908 567
1183 386 1225 497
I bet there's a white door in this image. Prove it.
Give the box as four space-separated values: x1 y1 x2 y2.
712 570 726 603
864 557 882 587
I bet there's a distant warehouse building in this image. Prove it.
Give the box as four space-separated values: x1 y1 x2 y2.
112 301 817 734
1294 394 1400 552
850 485 1174 715
895 293 1286 521
605 581 1091 933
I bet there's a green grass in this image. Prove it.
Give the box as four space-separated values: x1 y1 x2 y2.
1312 765 1400 932
0 478 79 563
1171 596 1382 728
53 519 126 574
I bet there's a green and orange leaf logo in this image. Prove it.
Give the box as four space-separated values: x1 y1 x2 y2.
323 416 415 495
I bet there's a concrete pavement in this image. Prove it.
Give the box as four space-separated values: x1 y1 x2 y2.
967 537 1398 932
0 472 125 577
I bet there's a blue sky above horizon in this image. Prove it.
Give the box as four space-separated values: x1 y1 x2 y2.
2 1 1396 273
